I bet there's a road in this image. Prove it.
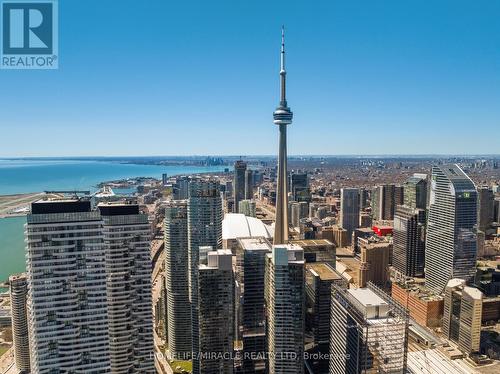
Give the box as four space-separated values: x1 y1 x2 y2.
151 234 171 374
0 347 14 374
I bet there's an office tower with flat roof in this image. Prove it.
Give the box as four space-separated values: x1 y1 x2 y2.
265 244 305 374
245 169 254 199
372 184 397 220
164 200 192 359
9 273 30 373
26 199 110 374
290 173 310 202
237 237 272 374
425 164 478 293
234 160 247 213
329 283 409 374
404 174 428 210
188 179 223 374
393 205 426 277
442 279 483 354
340 188 360 244
395 185 404 206
273 27 293 245
477 186 494 232
360 188 369 209
305 263 345 372
99 202 155 373
198 249 234 374
358 237 391 288
495 198 500 223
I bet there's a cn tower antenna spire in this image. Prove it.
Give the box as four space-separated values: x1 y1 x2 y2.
273 26 293 245
280 25 287 105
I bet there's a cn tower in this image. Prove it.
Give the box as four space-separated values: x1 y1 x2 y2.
273 26 293 245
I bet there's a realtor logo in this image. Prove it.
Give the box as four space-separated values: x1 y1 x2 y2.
1 0 58 69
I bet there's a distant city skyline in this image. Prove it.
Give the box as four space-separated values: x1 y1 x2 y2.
2 0 499 157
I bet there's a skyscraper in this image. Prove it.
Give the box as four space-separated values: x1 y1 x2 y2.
265 244 305 373
273 27 293 245
393 205 426 278
403 174 428 210
172 176 190 200
234 160 247 213
371 184 397 220
9 273 30 373
442 279 483 354
329 283 409 374
305 263 344 371
26 200 110 374
340 188 360 243
99 202 155 373
238 199 256 218
188 179 223 374
164 200 192 359
425 164 478 293
477 186 494 232
245 169 254 200
290 173 310 202
237 237 272 373
198 249 234 374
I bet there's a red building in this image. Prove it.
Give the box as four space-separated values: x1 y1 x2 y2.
372 225 393 236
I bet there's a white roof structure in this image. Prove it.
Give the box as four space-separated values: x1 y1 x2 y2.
407 349 479 374
222 213 273 240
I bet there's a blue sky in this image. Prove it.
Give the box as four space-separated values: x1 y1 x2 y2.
1 0 499 157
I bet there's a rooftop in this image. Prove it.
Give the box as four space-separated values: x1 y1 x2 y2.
237 237 272 251
290 239 333 248
348 287 388 308
31 199 91 214
307 263 342 281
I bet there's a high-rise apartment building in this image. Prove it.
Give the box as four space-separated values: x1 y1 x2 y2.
198 249 234 374
172 176 190 200
340 188 360 243
164 200 192 359
265 244 305 374
26 199 155 374
188 179 223 374
403 174 428 210
9 273 30 373
477 186 494 232
393 205 426 277
236 237 272 373
425 164 478 293
234 161 247 213
26 200 110 374
99 202 155 373
442 279 483 354
238 199 256 218
329 283 409 374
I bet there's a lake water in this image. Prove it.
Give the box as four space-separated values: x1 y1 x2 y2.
0 159 226 283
